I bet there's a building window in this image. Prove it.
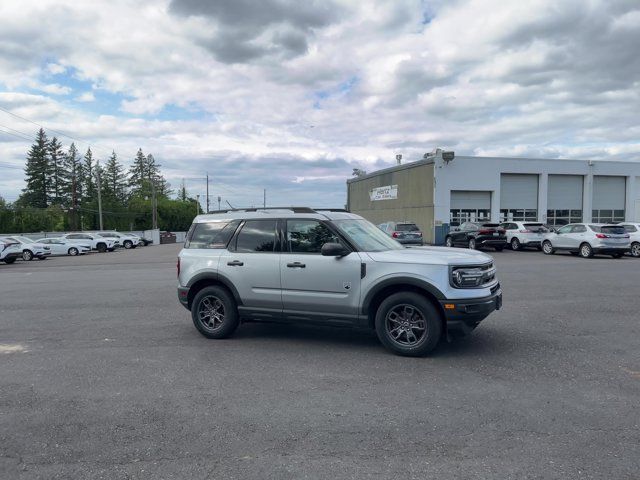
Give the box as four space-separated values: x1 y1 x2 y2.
449 209 491 226
592 209 624 223
546 209 582 226
499 209 537 222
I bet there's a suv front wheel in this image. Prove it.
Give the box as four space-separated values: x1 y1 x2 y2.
191 286 239 339
375 292 442 357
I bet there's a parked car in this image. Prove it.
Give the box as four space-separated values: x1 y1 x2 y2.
444 222 507 251
618 223 640 257
95 231 140 249
499 221 549 251
542 223 630 258
60 233 117 253
0 237 22 264
135 235 153 246
377 222 424 245
178 208 502 357
36 237 92 256
4 236 51 260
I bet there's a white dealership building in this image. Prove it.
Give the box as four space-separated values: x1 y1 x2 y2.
347 150 640 245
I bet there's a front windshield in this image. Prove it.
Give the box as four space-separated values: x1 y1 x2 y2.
16 236 34 243
333 219 404 252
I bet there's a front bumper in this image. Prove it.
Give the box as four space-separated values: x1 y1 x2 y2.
441 285 502 337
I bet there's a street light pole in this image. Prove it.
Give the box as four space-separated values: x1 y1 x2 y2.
96 160 103 230
196 194 200 216
206 172 210 214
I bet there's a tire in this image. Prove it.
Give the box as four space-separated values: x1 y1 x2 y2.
374 292 442 357
445 236 453 248
3 257 16 264
68 247 79 256
542 241 554 255
511 238 521 251
579 243 593 258
96 243 107 253
468 238 477 250
191 286 240 339
495 246 504 252
123 240 133 249
631 242 640 258
22 250 33 261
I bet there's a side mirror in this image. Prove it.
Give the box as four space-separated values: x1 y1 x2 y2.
321 242 350 257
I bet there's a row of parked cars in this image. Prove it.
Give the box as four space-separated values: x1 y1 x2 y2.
377 220 640 258
0 231 152 264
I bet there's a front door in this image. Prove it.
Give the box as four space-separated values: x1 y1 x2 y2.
280 219 362 322
554 224 573 248
218 219 282 311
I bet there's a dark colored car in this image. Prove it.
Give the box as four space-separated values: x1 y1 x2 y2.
377 221 424 245
444 222 507 251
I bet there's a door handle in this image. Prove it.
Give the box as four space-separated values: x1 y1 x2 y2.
286 262 306 268
227 260 244 266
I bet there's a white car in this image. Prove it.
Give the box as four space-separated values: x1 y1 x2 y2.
61 233 116 253
541 223 630 258
4 236 51 261
619 223 640 257
36 237 92 256
0 237 22 264
499 221 550 251
95 231 140 249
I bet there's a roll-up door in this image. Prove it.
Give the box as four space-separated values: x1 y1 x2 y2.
500 174 538 208
500 174 538 221
548 175 583 209
593 176 625 222
450 191 491 225
451 191 491 209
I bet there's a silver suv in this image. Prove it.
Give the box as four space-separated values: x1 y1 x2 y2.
177 208 502 356
542 223 630 258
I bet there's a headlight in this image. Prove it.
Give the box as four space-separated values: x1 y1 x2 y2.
450 267 486 288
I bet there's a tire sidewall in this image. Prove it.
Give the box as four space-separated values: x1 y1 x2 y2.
97 243 107 253
374 292 442 357
580 243 593 258
631 243 640 258
542 241 553 255
124 240 132 249
69 247 78 256
511 238 520 250
23 250 33 261
191 286 240 339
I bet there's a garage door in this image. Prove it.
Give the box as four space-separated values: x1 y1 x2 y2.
500 174 538 221
450 191 491 225
593 176 625 222
547 175 583 226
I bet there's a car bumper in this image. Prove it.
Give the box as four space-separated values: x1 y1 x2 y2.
441 285 502 338
177 286 190 309
398 239 424 245
1 252 21 261
592 246 630 254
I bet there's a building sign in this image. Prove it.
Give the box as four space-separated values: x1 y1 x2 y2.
370 185 398 201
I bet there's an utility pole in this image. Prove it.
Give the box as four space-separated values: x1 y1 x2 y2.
263 189 266 208
96 160 103 230
71 172 78 230
196 194 200 216
217 196 221 211
206 172 210 214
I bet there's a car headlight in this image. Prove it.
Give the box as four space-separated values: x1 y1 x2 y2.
450 267 485 288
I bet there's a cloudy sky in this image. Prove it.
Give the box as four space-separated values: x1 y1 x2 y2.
1 0 639 208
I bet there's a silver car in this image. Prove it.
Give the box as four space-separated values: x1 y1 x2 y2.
36 237 92 256
377 221 424 245
541 223 630 258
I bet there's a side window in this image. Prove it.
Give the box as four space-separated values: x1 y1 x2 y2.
557 225 573 234
235 220 277 253
572 225 587 233
286 220 340 254
623 225 637 233
81 235 93 240
185 221 239 249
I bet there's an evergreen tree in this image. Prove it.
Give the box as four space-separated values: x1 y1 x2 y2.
177 179 188 201
63 142 82 229
20 128 50 208
48 136 66 205
103 151 127 201
146 154 172 198
128 148 149 197
82 147 94 203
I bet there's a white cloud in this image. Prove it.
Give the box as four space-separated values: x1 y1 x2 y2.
76 92 95 102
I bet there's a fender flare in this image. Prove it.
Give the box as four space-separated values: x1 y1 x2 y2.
186 272 243 306
361 275 446 315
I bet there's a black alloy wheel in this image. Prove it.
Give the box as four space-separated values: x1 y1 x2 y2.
22 250 33 261
191 286 239 339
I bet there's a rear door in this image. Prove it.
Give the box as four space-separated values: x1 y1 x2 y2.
218 219 282 311
280 219 362 321
594 225 630 247
568 224 588 248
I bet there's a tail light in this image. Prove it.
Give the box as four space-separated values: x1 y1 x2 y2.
392 232 400 238
595 233 608 239
478 229 492 234
177 257 180 277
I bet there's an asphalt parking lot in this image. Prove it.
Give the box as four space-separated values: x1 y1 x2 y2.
1 245 639 479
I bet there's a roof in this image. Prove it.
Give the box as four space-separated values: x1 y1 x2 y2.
193 207 362 223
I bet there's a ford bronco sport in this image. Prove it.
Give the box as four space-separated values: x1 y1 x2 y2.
177 208 502 356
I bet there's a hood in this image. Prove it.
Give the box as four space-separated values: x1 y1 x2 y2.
365 246 493 266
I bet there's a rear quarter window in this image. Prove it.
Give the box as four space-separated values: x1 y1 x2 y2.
185 221 240 249
396 223 419 231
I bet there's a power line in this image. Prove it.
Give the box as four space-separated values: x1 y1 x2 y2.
0 127 32 142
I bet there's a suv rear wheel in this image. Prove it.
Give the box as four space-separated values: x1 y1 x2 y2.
374 292 442 357
191 286 239 339
579 243 593 258
631 242 640 258
542 241 554 255
445 236 453 248
511 238 521 251
96 243 107 253
123 240 133 249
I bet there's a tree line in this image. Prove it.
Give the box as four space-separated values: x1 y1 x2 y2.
0 128 199 233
